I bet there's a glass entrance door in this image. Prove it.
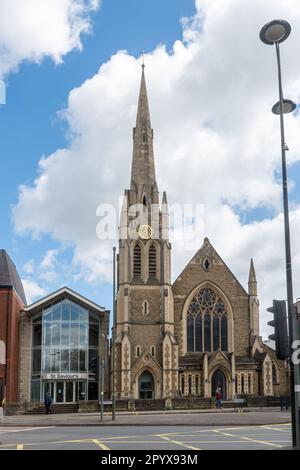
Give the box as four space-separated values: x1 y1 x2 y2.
56 382 64 402
42 380 87 402
43 381 55 401
65 381 74 402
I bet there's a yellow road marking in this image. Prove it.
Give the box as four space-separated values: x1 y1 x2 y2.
92 439 110 450
16 444 24 450
213 429 283 448
0 426 55 434
0 423 291 450
157 434 201 451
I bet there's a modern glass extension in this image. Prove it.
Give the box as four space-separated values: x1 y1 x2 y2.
31 299 101 403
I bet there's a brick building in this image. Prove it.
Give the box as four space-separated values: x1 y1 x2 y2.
0 250 27 403
114 66 289 401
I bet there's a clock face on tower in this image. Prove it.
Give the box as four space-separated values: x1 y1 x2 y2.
138 224 153 240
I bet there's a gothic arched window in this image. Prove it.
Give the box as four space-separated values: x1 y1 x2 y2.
148 244 157 278
195 375 200 395
181 375 185 396
133 244 142 277
142 129 147 143
241 374 245 393
235 374 239 393
186 287 228 353
188 375 192 395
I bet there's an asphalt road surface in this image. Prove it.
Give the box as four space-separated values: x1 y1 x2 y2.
0 423 292 450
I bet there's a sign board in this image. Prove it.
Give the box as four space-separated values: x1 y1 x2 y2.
41 373 88 380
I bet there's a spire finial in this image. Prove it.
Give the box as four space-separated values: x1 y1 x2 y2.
141 50 145 69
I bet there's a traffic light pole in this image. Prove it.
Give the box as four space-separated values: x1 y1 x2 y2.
275 41 300 449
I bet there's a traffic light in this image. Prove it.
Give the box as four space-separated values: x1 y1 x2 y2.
267 299 289 360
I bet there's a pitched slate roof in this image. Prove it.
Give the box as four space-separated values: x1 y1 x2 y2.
0 250 27 305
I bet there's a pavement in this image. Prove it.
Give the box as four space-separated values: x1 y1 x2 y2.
0 408 292 427
0 423 292 450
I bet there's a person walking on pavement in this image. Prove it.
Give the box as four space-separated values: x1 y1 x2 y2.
215 388 222 410
44 392 53 415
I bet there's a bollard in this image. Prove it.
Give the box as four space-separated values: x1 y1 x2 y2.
0 407 3 424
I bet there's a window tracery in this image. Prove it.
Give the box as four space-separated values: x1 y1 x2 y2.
187 287 228 352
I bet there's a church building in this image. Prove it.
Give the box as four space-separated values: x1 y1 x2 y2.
114 66 289 402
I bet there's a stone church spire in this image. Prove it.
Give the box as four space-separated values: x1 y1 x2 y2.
248 258 257 296
130 65 158 205
248 258 259 337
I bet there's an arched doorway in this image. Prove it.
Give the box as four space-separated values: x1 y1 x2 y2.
139 371 154 399
211 369 227 400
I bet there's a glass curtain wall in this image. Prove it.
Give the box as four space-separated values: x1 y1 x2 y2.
31 299 100 402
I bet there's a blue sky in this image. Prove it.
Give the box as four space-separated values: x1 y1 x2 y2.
0 0 196 309
1 0 300 339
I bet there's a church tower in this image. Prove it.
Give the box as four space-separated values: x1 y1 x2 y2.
115 66 178 400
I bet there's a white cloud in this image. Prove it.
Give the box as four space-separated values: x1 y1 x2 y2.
40 249 58 270
22 279 48 305
13 0 300 338
22 258 35 275
0 0 100 77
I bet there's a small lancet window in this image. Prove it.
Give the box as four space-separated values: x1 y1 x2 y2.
143 300 149 316
133 244 142 277
136 346 141 357
148 244 157 278
143 195 147 207
151 346 156 357
142 129 147 143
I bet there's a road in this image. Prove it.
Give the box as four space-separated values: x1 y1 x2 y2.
0 423 292 450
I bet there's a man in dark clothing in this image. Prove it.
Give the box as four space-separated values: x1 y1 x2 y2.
44 392 53 414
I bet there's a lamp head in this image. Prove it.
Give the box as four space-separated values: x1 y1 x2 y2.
260 19 291 45
272 99 296 115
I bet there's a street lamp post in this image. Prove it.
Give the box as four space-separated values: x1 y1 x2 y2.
111 246 117 421
99 332 106 422
100 358 105 421
260 19 300 449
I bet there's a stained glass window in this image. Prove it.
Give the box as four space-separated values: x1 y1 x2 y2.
187 287 228 352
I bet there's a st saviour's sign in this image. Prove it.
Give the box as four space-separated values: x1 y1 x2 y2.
41 373 88 380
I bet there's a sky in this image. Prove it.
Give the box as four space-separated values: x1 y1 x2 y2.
1 0 300 339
